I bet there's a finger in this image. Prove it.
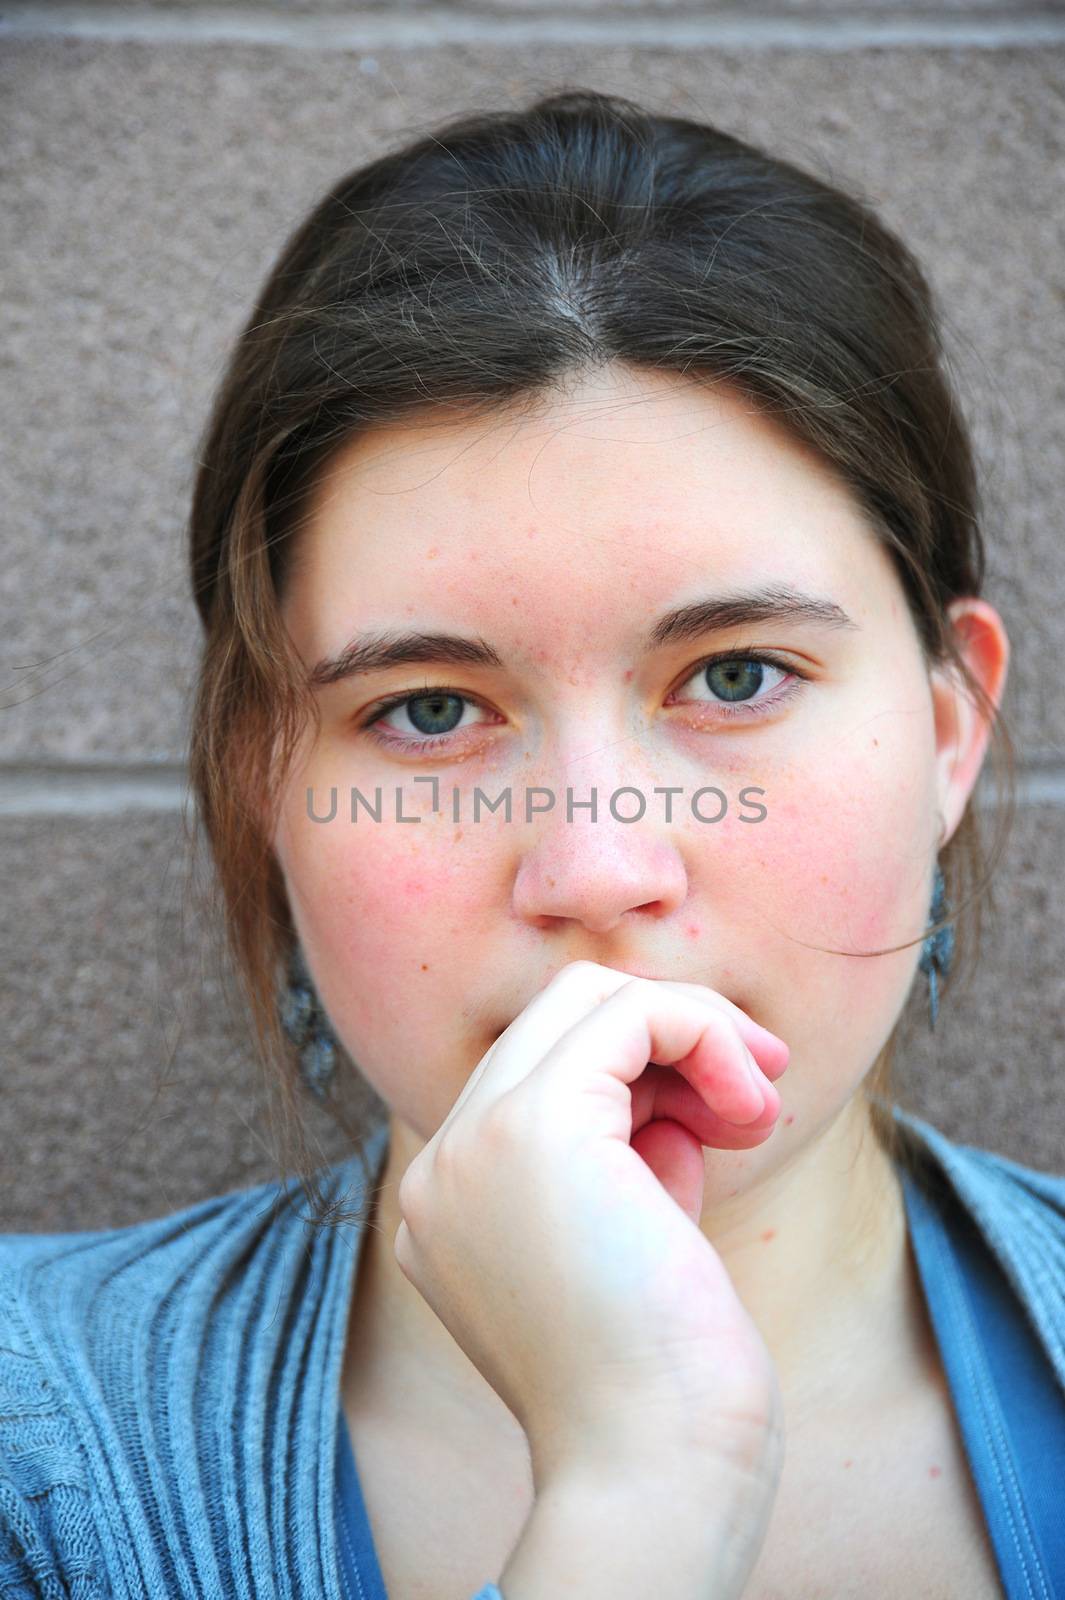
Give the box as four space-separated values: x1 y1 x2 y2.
631 1062 781 1152
629 1118 708 1227
437 965 788 1166
459 965 787 1123
436 962 638 1136
647 982 790 1082
533 979 773 1134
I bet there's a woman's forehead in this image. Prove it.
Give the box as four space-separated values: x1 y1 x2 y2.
311 366 846 504
291 370 884 609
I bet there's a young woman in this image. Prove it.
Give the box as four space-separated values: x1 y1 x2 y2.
3 89 1063 1600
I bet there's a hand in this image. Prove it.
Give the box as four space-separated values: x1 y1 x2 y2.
393 960 789 1498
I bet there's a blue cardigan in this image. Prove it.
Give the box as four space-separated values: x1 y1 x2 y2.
1 1102 1063 1599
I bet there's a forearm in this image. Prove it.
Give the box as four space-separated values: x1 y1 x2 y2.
497 1458 761 1600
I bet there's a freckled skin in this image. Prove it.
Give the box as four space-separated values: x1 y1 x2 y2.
271 361 1007 1303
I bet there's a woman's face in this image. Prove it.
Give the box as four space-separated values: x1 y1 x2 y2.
272 363 991 1198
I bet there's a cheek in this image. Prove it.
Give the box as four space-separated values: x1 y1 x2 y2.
738 740 937 1006
321 833 475 968
278 806 497 1124
695 739 938 1175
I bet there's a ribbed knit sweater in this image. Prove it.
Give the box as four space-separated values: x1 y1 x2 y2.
2 1103 1063 1598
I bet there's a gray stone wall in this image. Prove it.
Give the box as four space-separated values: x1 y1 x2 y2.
2 2 1062 1229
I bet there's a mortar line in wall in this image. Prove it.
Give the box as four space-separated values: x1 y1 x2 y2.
2 6 1064 51
0 758 1063 816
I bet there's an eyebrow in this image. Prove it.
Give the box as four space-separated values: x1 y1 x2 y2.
307 583 859 688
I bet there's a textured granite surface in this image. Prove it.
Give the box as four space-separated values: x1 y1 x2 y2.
2 40 1062 759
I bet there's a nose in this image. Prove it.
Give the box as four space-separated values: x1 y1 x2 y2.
511 803 689 935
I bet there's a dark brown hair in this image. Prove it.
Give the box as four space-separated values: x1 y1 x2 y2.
185 86 1016 1225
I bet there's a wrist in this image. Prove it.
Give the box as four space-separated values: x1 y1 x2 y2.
501 1454 771 1600
526 1402 780 1502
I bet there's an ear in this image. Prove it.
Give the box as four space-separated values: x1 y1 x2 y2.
929 597 1010 849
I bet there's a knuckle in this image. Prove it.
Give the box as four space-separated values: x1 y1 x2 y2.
430 1120 496 1190
552 958 604 993
608 974 656 1015
550 959 631 1013
694 999 731 1037
475 1093 525 1155
392 1218 417 1279
396 1157 428 1225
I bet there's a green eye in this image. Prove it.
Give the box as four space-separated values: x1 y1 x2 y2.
672 651 806 721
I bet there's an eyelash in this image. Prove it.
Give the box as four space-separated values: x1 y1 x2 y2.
358 650 809 753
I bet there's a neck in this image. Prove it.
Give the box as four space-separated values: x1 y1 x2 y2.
341 1097 925 1452
695 1097 926 1439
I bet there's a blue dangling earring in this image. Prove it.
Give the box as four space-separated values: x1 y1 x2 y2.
917 858 954 1031
278 940 338 1101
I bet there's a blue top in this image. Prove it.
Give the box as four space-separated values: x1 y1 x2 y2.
329 1129 1065 1599
899 1146 1065 1590
1 1103 1063 1598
